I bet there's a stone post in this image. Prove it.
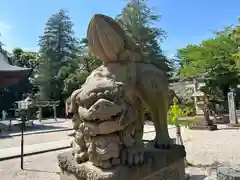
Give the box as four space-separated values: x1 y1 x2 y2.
228 91 238 124
53 105 57 121
38 107 42 122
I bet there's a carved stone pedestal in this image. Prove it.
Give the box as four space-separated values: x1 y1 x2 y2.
58 145 186 180
217 166 240 180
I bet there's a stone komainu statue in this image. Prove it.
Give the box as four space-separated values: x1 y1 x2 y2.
58 13 186 180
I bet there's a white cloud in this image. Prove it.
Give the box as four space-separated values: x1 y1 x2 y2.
0 22 39 52
0 22 14 51
0 22 12 36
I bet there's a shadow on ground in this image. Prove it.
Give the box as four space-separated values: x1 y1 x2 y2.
23 168 59 174
217 126 240 130
0 121 66 138
189 174 207 180
187 160 224 169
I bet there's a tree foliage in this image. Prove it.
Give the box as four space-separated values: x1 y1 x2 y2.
62 37 102 98
116 0 173 75
0 33 8 56
231 18 240 70
11 48 40 69
168 97 199 127
11 48 40 94
0 33 3 52
178 26 239 103
168 97 186 126
36 9 78 105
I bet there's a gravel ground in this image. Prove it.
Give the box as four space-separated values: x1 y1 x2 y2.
183 125 240 179
0 124 240 180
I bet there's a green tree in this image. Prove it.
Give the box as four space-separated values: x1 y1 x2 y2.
168 97 186 145
0 33 8 56
116 0 173 75
0 33 3 51
77 37 102 72
36 9 78 113
11 48 40 95
168 97 198 166
178 27 239 104
11 48 40 69
63 37 102 98
231 18 240 70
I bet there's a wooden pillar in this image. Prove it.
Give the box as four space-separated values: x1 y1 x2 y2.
53 105 57 121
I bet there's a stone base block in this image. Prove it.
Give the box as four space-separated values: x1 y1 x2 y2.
217 166 240 180
58 145 186 180
190 124 217 131
227 123 240 128
189 116 218 130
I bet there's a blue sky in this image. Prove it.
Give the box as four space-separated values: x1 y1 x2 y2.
0 0 240 58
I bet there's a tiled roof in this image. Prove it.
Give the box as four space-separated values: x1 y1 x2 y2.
0 52 31 88
0 52 30 72
169 82 194 100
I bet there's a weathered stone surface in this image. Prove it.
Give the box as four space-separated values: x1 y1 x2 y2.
87 14 138 63
81 121 125 136
82 98 123 122
87 14 172 149
69 77 135 168
90 134 122 161
66 13 178 170
217 166 240 180
58 145 186 180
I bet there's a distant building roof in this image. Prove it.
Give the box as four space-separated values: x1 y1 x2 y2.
169 72 208 83
0 52 29 72
169 82 194 100
192 91 204 97
0 52 30 88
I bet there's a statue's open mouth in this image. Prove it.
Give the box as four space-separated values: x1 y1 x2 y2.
79 98 124 123
91 111 123 122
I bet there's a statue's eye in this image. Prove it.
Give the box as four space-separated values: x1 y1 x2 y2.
95 104 100 109
105 103 110 107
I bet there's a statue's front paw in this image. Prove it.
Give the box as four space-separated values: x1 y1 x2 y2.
120 146 144 166
154 137 173 149
75 151 88 163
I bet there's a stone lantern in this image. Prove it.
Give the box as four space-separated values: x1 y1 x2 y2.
191 78 217 130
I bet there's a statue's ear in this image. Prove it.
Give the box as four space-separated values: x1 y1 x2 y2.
87 14 125 63
69 89 82 113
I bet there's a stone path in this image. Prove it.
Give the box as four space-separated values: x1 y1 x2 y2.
0 124 174 160
0 149 67 180
0 118 71 136
0 119 72 149
0 140 71 160
0 130 72 149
